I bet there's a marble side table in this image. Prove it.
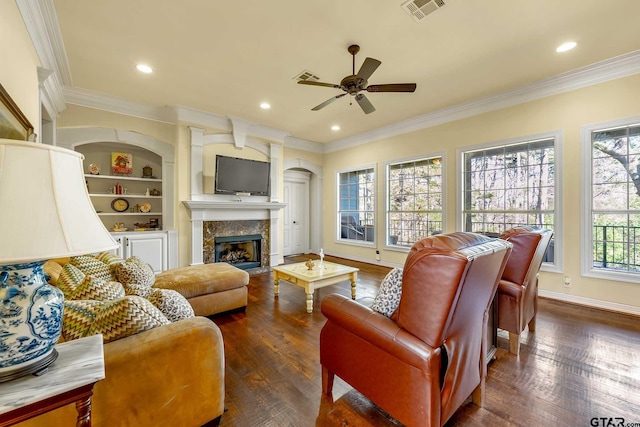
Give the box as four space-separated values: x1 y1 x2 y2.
0 335 105 427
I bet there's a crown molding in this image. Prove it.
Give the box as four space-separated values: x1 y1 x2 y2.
63 86 176 123
17 0 68 114
173 105 231 131
284 136 324 153
30 0 640 154
324 50 640 153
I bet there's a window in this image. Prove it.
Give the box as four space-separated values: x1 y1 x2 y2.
386 155 444 247
460 134 560 266
337 166 375 245
583 120 640 281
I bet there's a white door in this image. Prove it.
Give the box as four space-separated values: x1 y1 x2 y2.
284 171 310 256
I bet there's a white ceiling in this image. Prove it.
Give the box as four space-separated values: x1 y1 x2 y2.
52 0 640 144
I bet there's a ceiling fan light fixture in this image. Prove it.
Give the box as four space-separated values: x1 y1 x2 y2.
298 44 417 114
136 64 153 74
556 41 577 53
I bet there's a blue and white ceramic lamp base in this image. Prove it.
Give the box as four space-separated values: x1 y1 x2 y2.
0 261 64 380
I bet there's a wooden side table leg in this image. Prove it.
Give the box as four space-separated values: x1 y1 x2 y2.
306 292 313 313
75 394 93 427
273 275 279 297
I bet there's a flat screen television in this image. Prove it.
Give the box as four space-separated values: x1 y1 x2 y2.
214 155 271 196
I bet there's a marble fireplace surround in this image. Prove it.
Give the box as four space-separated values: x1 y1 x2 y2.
183 201 285 267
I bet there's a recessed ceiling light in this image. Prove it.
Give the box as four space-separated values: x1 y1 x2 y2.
260 102 271 109
136 64 153 74
331 125 340 131
556 41 577 53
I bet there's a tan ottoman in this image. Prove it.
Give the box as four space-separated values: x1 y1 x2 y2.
154 263 249 316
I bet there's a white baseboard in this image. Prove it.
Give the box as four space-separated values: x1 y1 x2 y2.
323 251 403 269
322 253 640 317
539 289 640 317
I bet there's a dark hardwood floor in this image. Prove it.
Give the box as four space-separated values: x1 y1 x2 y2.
210 255 640 426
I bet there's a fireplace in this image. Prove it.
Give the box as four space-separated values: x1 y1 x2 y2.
214 234 262 270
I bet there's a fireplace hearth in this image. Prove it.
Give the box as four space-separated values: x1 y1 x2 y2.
215 234 262 270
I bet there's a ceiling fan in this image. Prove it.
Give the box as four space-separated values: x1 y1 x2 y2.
298 44 417 114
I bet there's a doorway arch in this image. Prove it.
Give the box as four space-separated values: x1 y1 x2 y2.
283 158 323 254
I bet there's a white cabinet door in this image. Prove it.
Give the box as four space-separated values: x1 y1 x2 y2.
111 235 126 259
110 232 168 273
124 232 167 273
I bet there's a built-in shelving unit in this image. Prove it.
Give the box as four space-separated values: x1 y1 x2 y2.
58 128 178 271
79 142 164 231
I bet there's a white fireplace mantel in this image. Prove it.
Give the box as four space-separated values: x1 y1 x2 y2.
184 127 287 267
184 200 287 215
183 199 286 266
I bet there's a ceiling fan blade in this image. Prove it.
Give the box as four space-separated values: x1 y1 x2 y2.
311 93 347 111
366 83 417 93
355 93 376 114
298 80 341 89
356 57 381 81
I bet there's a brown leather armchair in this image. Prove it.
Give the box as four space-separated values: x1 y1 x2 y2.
497 226 553 355
320 232 512 427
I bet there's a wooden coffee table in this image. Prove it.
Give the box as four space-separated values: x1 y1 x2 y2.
272 261 359 313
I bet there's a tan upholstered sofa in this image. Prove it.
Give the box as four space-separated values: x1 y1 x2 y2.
16 259 228 427
154 262 249 316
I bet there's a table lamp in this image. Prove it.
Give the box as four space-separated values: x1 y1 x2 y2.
0 139 118 381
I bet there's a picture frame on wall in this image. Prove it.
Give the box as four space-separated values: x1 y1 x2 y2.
0 84 34 141
111 152 133 175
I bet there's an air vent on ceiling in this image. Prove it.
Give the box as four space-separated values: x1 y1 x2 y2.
401 0 445 22
293 70 320 82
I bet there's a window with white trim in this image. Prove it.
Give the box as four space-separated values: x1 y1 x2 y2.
584 121 640 278
461 136 558 265
386 155 444 247
337 166 375 244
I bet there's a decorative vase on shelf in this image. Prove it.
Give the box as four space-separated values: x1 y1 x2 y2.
0 261 64 380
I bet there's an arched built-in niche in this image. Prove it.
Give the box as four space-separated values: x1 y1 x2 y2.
57 127 178 268
56 127 176 230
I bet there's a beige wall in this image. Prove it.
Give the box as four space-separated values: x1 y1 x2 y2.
322 73 640 310
0 1 41 136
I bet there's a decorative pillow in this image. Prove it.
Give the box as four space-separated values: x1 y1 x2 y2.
145 288 195 322
70 255 113 283
68 279 125 301
123 282 152 298
371 268 404 317
63 296 170 344
88 296 169 343
94 252 125 277
116 257 155 288
56 264 88 295
62 300 104 341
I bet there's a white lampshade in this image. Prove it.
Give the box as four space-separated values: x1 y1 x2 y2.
0 139 118 262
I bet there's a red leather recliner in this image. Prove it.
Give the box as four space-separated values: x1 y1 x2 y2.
497 226 553 355
320 232 512 427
